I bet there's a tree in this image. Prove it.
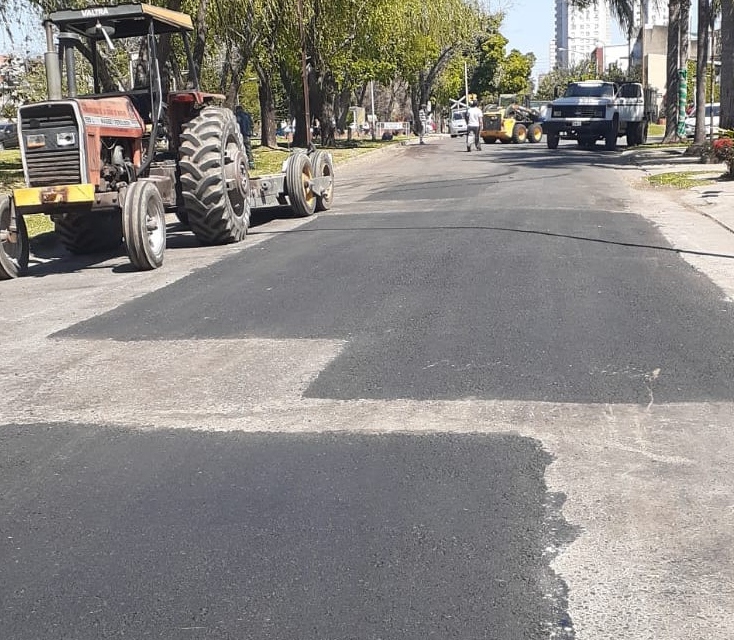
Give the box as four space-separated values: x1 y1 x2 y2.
721 0 734 129
663 0 683 142
535 59 599 100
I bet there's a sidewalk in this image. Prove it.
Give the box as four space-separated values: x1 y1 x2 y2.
624 143 734 236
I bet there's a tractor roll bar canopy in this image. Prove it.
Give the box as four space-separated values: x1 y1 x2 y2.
47 3 193 38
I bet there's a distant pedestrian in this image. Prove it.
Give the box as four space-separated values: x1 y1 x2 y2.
465 100 483 152
235 105 255 169
418 104 427 144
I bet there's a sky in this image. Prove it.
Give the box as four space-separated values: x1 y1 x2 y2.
499 0 628 77
0 4 44 56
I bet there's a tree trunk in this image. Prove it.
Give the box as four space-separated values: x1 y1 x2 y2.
721 0 734 129
663 0 682 142
257 68 278 148
192 0 209 80
694 0 710 144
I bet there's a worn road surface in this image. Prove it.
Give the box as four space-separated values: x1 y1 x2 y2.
1 137 733 639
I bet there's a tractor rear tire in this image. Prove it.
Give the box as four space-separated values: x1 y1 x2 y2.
527 123 543 143
179 107 250 245
512 123 527 143
311 150 334 212
122 180 166 270
286 153 317 217
0 195 29 279
54 211 123 255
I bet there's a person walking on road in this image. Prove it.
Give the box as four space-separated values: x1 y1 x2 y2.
418 104 428 145
465 100 483 152
235 105 255 169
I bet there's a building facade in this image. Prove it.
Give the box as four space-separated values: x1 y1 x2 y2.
554 0 613 68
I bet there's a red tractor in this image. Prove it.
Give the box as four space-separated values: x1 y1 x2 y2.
0 3 333 279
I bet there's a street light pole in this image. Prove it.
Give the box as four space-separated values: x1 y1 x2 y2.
370 79 375 141
297 0 311 148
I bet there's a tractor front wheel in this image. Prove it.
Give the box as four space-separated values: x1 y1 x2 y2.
0 195 29 279
123 180 166 270
179 107 251 245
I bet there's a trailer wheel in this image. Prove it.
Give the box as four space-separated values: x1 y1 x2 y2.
311 150 334 212
54 211 123 254
527 123 543 143
122 180 166 270
179 107 250 245
512 123 527 143
547 132 560 149
286 153 317 217
0 195 29 279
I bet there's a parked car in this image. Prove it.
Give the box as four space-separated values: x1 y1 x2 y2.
685 103 720 138
0 122 18 150
449 110 468 137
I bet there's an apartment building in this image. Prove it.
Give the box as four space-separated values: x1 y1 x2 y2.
554 0 613 68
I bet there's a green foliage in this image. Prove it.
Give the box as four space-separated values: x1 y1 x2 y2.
9 0 529 143
535 60 598 100
499 49 535 95
466 16 535 103
685 58 720 104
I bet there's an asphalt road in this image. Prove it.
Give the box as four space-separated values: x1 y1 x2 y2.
1 136 733 639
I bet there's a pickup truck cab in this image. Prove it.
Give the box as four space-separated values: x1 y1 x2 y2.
543 80 652 150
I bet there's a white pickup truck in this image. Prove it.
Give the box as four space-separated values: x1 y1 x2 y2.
543 80 656 151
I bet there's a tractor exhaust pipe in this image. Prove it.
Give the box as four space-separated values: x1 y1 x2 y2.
44 20 62 100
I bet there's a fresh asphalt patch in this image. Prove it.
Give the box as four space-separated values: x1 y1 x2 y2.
0 425 577 640
54 205 734 405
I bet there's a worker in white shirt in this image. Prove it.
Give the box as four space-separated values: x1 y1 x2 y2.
465 100 483 152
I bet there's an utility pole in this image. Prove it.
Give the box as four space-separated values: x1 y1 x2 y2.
297 0 311 148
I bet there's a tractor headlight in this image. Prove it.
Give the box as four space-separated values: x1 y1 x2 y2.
26 134 46 149
56 132 76 146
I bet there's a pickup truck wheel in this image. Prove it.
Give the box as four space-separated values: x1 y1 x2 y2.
578 137 595 149
0 195 29 279
605 119 618 151
55 211 123 254
527 123 543 143
640 121 649 144
512 123 527 143
626 122 640 146
179 106 250 245
547 132 560 149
